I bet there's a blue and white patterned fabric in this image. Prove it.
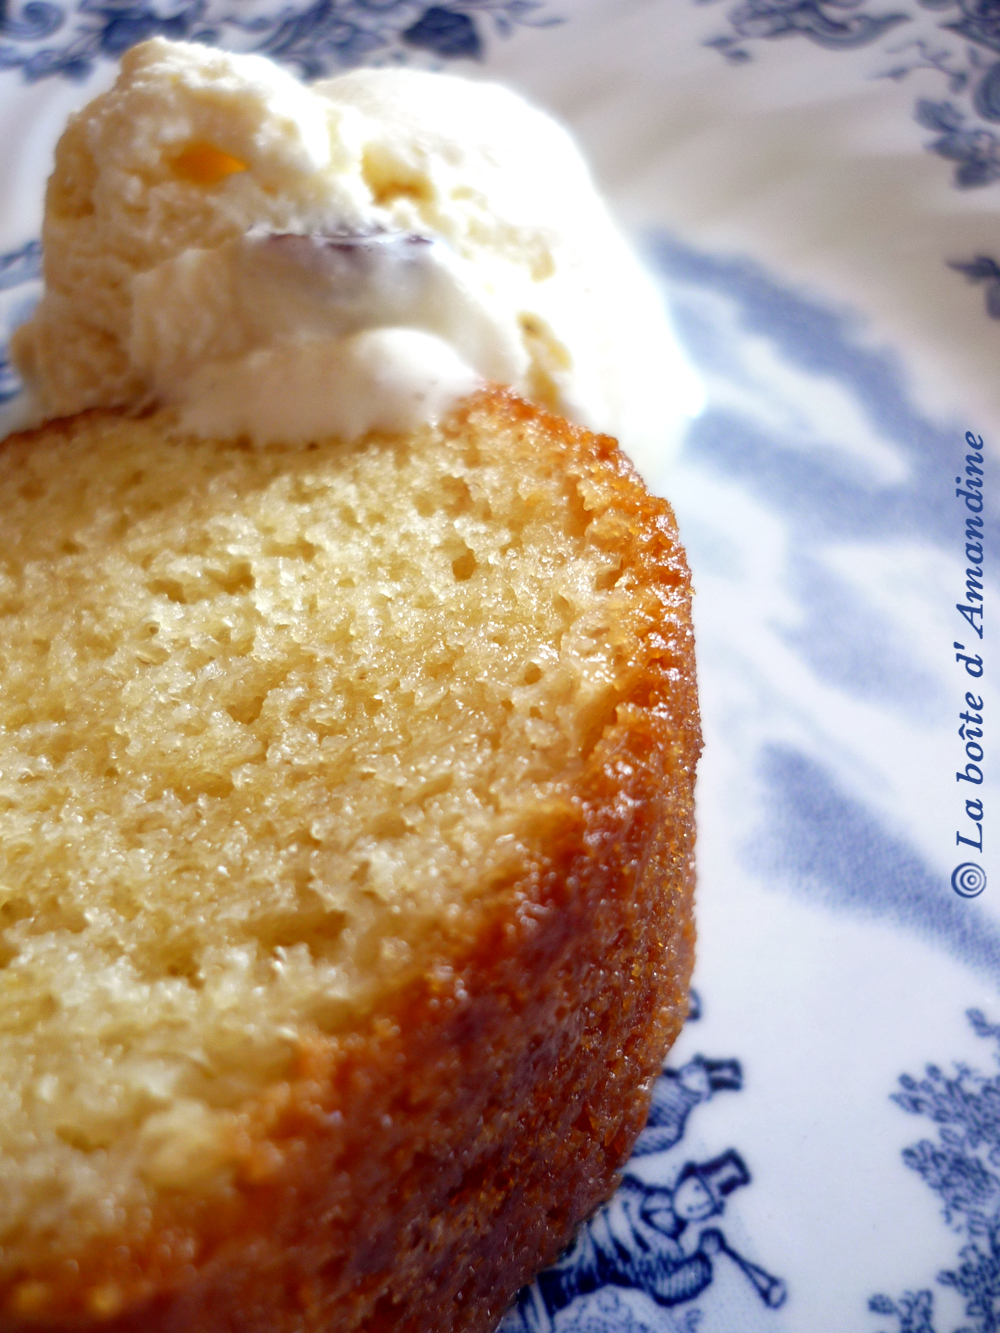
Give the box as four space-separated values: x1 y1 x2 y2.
1 1 998 1328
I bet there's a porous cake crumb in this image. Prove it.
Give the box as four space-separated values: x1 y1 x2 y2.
0 390 698 1331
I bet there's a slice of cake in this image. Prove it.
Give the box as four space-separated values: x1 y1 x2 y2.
0 389 698 1331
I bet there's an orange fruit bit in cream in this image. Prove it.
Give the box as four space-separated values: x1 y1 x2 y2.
170 143 248 185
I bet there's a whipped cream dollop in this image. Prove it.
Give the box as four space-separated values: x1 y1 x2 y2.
129 228 514 443
11 38 701 459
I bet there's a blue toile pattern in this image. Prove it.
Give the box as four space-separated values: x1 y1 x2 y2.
0 0 560 83
948 253 1000 317
700 0 1000 189
500 997 785 1333
0 240 41 405
870 1011 1000 1333
0 239 41 292
914 96 1000 187
702 0 910 60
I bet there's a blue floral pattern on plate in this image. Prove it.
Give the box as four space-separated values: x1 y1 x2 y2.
700 0 1000 316
502 998 786 1333
0 0 559 82
702 0 1000 188
870 1012 1000 1333
949 254 1000 317
0 240 41 404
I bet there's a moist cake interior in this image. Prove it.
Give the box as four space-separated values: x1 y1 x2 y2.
0 396 650 1260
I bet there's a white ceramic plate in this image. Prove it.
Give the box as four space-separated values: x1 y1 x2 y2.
1 2 998 1329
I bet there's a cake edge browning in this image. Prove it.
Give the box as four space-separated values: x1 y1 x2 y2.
0 390 700 1333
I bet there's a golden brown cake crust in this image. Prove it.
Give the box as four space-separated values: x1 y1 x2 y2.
0 390 699 1333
